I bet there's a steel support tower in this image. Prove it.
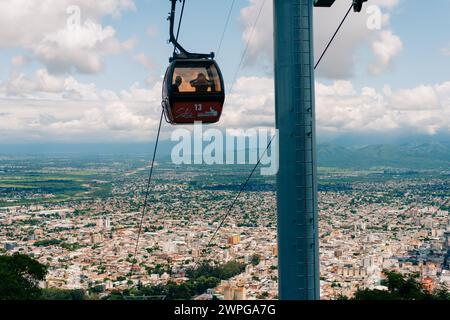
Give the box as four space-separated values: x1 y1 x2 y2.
274 0 319 300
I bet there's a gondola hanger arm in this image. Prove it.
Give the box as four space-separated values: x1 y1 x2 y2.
314 0 368 12
168 0 214 61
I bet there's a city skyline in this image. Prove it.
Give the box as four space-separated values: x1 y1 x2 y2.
1 156 449 299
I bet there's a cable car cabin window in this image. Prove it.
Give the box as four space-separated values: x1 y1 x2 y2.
172 65 222 94
162 60 225 124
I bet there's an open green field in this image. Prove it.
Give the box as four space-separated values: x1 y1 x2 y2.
0 156 127 207
1 154 448 207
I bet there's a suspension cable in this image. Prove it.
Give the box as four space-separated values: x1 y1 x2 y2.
314 3 353 70
216 0 236 59
130 110 164 276
130 1 184 277
195 134 276 265
228 0 267 96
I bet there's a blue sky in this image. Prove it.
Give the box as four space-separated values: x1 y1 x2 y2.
355 0 450 89
0 0 450 143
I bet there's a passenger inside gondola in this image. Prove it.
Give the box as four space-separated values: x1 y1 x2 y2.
172 76 183 93
190 73 212 92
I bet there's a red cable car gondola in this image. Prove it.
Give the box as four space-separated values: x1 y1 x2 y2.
162 59 225 124
162 0 225 125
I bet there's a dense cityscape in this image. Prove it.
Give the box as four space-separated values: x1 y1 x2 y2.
1 154 449 300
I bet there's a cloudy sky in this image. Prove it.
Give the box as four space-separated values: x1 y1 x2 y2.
0 0 449 144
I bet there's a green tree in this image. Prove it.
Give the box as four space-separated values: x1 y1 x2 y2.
251 254 261 266
33 239 62 247
352 270 449 300
0 253 48 300
193 276 220 295
166 281 192 300
41 288 86 300
109 260 246 300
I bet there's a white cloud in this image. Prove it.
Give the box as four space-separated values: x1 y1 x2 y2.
11 55 29 67
0 69 119 100
316 81 450 136
239 0 402 79
221 76 275 128
147 25 159 38
0 69 72 96
0 0 135 74
33 21 135 74
372 0 399 8
133 53 154 70
0 80 162 143
0 0 447 144
222 76 450 137
239 0 273 69
1 74 450 142
387 85 440 110
369 31 403 75
0 0 135 47
441 44 450 57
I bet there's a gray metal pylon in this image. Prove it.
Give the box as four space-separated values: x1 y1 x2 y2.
274 0 319 300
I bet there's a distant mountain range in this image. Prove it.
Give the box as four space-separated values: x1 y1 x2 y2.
1 140 449 170
317 141 450 169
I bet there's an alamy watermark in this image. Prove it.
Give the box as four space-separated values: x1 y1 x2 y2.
66 5 81 30
366 5 383 31
171 123 279 176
